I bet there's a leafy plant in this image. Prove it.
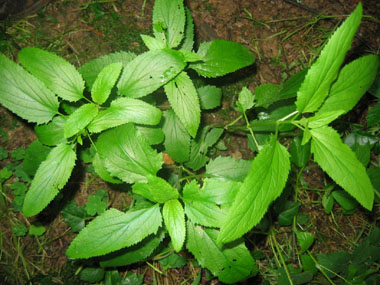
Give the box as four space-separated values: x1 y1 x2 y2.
0 0 378 284
0 0 255 282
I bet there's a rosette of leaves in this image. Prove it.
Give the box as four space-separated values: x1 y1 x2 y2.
0 0 255 282
218 3 378 246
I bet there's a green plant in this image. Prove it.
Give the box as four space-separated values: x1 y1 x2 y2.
0 0 378 283
0 0 256 282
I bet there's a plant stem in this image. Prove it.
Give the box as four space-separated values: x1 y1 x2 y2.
225 115 243 129
271 231 294 285
242 110 261 150
146 261 165 275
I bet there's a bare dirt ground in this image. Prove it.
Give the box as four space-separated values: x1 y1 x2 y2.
0 0 379 284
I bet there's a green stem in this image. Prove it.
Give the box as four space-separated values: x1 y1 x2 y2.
225 115 243 129
146 261 165 275
243 111 261 150
271 231 294 285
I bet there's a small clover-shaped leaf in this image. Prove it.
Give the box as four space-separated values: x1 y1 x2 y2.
85 189 108 216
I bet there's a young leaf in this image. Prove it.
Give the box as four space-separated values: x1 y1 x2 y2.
237 87 255 112
295 230 315 254
35 116 67 146
0 54 59 124
141 34 166 50
197 85 222 110
186 222 255 284
179 8 194 51
79 51 136 89
152 0 185 48
295 3 362 113
18 47 85 102
117 49 185 98
185 127 224 171
162 110 190 162
310 126 374 210
317 55 380 115
163 199 185 252
91 62 123 105
164 71 200 138
66 205 162 259
190 40 255 78
206 156 252 182
218 137 290 244
85 189 108 216
64 103 98 138
61 200 87 233
132 175 179 203
29 223 46 236
22 143 76 217
100 229 165 267
88 97 162 133
290 133 311 168
96 124 162 184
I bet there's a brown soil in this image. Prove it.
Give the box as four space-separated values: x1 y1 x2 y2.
0 0 379 284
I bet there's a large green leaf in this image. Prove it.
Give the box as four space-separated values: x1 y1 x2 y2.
0 54 59 124
22 143 76 217
317 55 379 115
132 175 179 203
92 153 122 184
88 98 162 133
18 47 85 102
162 110 190 162
190 40 255 78
164 71 200 137
183 179 240 227
100 229 165 267
218 137 290 244
183 181 226 228
64 103 98 138
295 3 362 113
96 124 162 184
310 126 374 210
136 125 165 145
163 199 185 252
117 49 185 98
186 222 256 284
206 156 251 182
91 62 123 105
152 0 185 48
66 205 162 259
79 51 136 89
35 116 67 146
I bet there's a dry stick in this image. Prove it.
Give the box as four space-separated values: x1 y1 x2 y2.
283 0 375 51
